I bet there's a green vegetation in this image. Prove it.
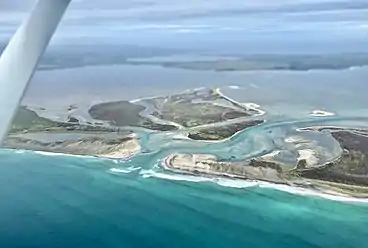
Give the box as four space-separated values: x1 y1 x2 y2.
10 106 126 134
188 120 263 140
154 102 248 127
298 131 368 187
11 106 66 133
89 89 252 130
89 101 146 126
88 101 177 131
167 154 287 184
6 106 138 158
139 118 178 131
311 180 368 197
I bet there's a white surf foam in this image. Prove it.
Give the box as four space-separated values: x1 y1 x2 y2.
142 169 368 203
109 168 132 174
31 151 119 164
33 150 97 159
243 102 266 116
215 178 258 188
140 169 212 182
228 85 240 89
257 182 368 203
14 150 26 154
310 110 336 117
216 179 368 203
109 166 141 174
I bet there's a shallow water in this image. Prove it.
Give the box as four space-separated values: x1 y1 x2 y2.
4 65 368 247
0 149 367 248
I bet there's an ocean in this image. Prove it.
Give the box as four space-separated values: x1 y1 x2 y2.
0 149 366 248
2 64 368 247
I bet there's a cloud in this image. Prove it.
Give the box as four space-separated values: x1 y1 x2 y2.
118 0 368 21
63 0 368 20
3 0 368 23
1 0 368 53
0 0 35 12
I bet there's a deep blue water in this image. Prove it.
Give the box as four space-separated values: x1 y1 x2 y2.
0 150 367 248
7 63 368 248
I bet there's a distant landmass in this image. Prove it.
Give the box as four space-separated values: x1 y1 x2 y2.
127 53 368 71
0 43 182 70
2 42 368 71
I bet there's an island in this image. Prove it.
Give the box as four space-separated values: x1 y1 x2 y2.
6 87 264 157
6 87 368 198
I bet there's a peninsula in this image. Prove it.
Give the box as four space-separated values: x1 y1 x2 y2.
5 106 140 159
162 128 368 198
6 87 264 157
7 87 368 198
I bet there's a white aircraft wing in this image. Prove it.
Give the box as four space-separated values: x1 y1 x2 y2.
0 0 71 144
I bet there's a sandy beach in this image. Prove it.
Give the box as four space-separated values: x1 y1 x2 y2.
161 153 368 201
99 137 141 159
215 88 266 116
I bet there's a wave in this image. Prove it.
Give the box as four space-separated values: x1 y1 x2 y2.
31 151 114 162
140 169 213 182
215 178 259 188
109 166 142 174
258 182 368 204
310 110 336 117
4 147 368 204
7 149 118 163
14 150 27 154
141 169 368 204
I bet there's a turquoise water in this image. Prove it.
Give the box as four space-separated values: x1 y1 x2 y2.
5 65 368 247
0 149 366 248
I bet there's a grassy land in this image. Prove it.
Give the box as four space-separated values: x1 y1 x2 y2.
10 106 126 134
88 101 177 131
188 120 263 140
311 179 368 198
153 102 249 128
298 131 368 190
11 106 64 133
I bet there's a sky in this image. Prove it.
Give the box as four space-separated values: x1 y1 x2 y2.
1 0 368 54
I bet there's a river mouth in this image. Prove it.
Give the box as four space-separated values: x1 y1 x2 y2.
7 82 368 200
9 64 368 200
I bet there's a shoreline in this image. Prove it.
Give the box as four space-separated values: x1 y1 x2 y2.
5 132 141 160
215 87 266 116
161 153 368 202
187 128 245 144
11 86 368 204
3 148 367 203
161 154 285 183
5 146 138 163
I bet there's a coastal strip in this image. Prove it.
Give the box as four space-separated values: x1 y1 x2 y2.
160 153 368 202
215 87 266 116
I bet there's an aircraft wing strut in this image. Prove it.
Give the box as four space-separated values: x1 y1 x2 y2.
0 0 71 144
